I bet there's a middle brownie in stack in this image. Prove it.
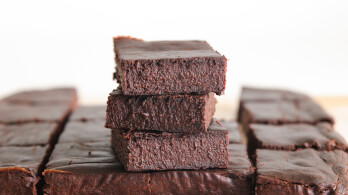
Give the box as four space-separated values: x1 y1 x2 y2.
106 37 228 172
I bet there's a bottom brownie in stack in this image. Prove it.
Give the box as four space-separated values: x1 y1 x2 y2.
43 107 254 195
111 119 229 171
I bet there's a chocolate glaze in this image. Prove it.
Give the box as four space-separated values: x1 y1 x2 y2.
256 149 348 194
111 119 229 171
0 145 48 194
106 89 216 133
113 37 227 95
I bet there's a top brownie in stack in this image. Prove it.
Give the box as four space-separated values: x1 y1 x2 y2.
113 37 227 95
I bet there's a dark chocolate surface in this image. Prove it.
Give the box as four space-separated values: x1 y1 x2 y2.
106 89 216 133
0 102 73 124
220 120 242 144
2 88 77 106
0 123 59 146
256 149 348 194
58 120 110 144
249 123 347 151
111 119 229 171
69 106 106 121
114 37 227 95
240 87 309 102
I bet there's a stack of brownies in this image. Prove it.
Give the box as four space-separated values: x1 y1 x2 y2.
105 37 229 171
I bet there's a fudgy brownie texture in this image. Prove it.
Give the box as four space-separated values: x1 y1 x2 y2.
0 123 60 146
220 120 243 144
247 123 347 164
113 37 227 95
256 149 348 195
0 145 48 194
111 119 229 171
106 89 216 133
237 87 334 128
2 88 77 106
69 106 106 121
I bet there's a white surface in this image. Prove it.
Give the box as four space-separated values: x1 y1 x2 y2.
0 0 348 103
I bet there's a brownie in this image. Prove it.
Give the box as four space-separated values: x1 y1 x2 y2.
0 102 74 124
239 100 334 135
237 87 334 127
247 123 347 164
58 120 110 143
106 89 216 133
113 37 227 95
220 120 243 144
256 149 348 194
69 106 106 121
111 119 229 171
0 123 61 146
2 88 77 107
0 145 49 194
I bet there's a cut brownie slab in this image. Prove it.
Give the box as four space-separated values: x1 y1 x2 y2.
247 123 347 164
113 37 227 95
69 106 106 121
106 89 216 133
220 120 243 144
256 149 348 195
111 119 229 171
2 88 77 107
0 145 49 194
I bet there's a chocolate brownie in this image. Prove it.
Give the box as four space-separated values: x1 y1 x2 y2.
256 149 348 194
69 106 106 121
2 87 77 107
247 123 347 163
220 120 243 144
240 100 334 134
0 145 49 194
106 89 216 133
0 123 61 146
111 119 229 171
113 37 227 95
58 120 110 143
0 102 74 124
237 87 333 127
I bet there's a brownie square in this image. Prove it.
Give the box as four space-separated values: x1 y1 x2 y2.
0 145 49 194
113 37 227 95
247 123 347 163
256 149 348 194
106 89 216 133
69 106 106 121
111 119 229 171
220 120 243 144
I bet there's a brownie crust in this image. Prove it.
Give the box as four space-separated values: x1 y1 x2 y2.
114 37 227 95
111 119 229 171
106 89 216 133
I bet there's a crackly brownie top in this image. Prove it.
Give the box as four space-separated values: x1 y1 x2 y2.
240 87 309 102
250 123 347 149
256 149 348 192
114 37 223 60
0 145 48 171
2 88 77 105
0 123 58 146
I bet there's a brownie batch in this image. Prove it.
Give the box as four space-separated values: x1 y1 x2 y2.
106 37 229 172
1 37 347 194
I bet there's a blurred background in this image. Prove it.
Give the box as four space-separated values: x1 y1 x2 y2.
0 1 347 138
